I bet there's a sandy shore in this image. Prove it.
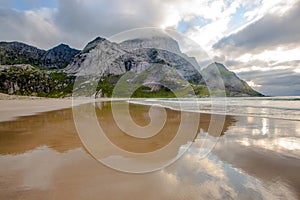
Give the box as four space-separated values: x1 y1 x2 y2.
0 99 299 199
0 98 74 122
0 93 133 122
0 93 127 122
0 92 80 122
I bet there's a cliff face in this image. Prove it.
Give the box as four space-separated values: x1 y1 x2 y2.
0 65 74 97
65 36 203 92
65 37 127 75
65 36 262 97
0 42 45 66
202 62 263 96
0 42 79 69
40 44 80 69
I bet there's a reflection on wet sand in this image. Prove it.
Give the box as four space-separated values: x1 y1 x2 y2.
0 108 81 154
0 101 235 155
95 101 235 153
0 101 299 199
213 116 300 199
0 101 238 199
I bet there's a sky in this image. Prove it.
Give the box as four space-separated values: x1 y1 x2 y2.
0 0 299 96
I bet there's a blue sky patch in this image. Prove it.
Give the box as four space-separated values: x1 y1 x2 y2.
1 0 58 11
177 16 212 33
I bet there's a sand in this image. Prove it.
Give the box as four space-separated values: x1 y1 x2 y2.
0 99 73 122
0 99 299 199
0 93 127 122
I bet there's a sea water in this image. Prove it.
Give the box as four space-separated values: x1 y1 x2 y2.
129 96 300 121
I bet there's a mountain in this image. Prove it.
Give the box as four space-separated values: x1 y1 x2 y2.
65 37 128 75
40 44 80 69
0 42 45 66
65 36 262 97
65 36 199 77
0 42 79 69
202 62 263 96
0 37 263 97
65 35 204 97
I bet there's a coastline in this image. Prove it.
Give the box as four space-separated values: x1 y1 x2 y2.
0 93 128 122
0 99 299 199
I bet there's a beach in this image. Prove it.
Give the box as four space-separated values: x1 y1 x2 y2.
0 98 299 199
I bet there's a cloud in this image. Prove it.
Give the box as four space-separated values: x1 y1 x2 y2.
220 59 300 95
0 0 183 49
179 0 242 50
0 8 61 49
53 0 177 48
0 0 254 50
210 1 300 96
237 68 300 96
213 1 300 57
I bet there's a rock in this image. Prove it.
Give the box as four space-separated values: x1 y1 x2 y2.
40 44 80 69
0 64 75 97
202 62 264 96
65 35 202 82
0 42 79 69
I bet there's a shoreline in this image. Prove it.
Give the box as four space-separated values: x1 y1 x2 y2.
0 93 128 122
0 97 299 199
1 93 299 123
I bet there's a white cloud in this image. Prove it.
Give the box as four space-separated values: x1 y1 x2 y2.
294 68 300 73
246 80 261 88
244 0 297 21
237 50 300 65
179 0 241 49
211 1 300 95
184 16 231 52
252 47 300 63
0 8 61 49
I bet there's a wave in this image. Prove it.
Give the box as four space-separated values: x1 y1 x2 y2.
128 97 300 121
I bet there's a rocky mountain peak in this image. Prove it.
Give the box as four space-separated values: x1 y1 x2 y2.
0 41 79 69
120 36 181 54
208 62 230 71
0 41 45 66
41 43 80 69
52 43 71 49
202 62 263 96
82 37 107 53
65 35 202 80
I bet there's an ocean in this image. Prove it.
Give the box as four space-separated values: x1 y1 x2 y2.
129 96 300 121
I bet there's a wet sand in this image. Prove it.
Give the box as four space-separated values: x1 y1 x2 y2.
0 99 74 122
212 116 300 199
0 101 299 199
0 95 126 122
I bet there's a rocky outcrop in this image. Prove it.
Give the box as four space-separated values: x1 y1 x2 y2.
65 36 203 84
40 44 80 69
0 65 74 97
202 62 263 96
0 42 45 66
0 42 79 69
65 37 127 75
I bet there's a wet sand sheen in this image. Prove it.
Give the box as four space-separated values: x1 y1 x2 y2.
0 101 299 199
0 101 235 155
96 102 235 153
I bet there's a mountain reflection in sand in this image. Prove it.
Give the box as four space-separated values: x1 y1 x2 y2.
0 101 299 199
